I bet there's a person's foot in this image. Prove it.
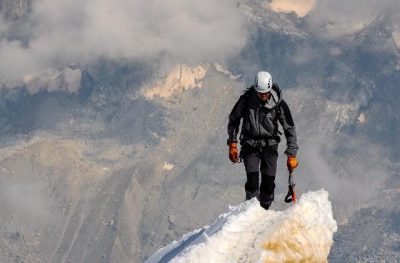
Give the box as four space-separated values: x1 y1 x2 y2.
260 201 271 210
259 191 273 210
245 190 259 200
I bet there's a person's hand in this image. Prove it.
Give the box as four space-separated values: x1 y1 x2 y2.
229 143 239 163
287 156 298 171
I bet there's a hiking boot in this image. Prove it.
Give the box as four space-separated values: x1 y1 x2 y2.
245 189 259 201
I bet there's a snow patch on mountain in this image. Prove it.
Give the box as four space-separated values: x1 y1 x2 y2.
143 64 208 99
326 101 357 127
214 63 241 80
357 112 366 124
163 162 174 171
239 0 308 38
146 189 337 263
267 0 315 18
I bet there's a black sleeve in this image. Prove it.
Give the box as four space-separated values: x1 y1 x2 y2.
277 100 298 156
227 96 245 145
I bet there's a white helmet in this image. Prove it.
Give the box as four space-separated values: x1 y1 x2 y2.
254 71 272 93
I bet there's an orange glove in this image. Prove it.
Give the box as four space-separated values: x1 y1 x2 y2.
229 143 239 163
287 156 298 171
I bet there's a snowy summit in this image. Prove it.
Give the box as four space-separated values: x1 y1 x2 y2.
146 189 337 263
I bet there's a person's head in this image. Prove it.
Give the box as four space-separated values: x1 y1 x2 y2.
254 71 272 102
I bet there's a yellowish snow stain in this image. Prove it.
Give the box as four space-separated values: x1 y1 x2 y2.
262 220 332 263
260 192 336 263
267 0 315 17
143 64 208 99
163 162 174 171
358 112 366 124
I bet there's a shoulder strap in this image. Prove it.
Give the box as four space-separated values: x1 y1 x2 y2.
275 101 281 117
274 103 283 135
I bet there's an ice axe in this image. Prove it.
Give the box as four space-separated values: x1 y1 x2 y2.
284 171 296 203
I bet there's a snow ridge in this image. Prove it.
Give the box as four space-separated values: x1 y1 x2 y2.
146 189 337 263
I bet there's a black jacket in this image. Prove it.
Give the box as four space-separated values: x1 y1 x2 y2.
227 84 298 156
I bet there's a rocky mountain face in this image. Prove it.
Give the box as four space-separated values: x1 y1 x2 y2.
0 0 400 262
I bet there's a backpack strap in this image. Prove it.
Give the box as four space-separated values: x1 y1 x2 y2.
274 103 283 135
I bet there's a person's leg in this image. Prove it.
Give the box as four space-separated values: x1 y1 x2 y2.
242 146 261 200
259 149 278 209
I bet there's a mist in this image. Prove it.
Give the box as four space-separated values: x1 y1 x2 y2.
298 135 389 221
0 0 247 82
0 181 55 223
307 0 400 37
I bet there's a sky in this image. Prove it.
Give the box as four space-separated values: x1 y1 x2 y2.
145 190 337 262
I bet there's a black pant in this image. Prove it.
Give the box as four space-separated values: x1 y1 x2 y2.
241 145 278 209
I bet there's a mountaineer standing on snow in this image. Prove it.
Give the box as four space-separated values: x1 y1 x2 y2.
227 71 299 210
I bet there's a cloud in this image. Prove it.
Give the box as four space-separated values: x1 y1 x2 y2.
299 135 390 222
306 0 400 37
0 0 247 82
